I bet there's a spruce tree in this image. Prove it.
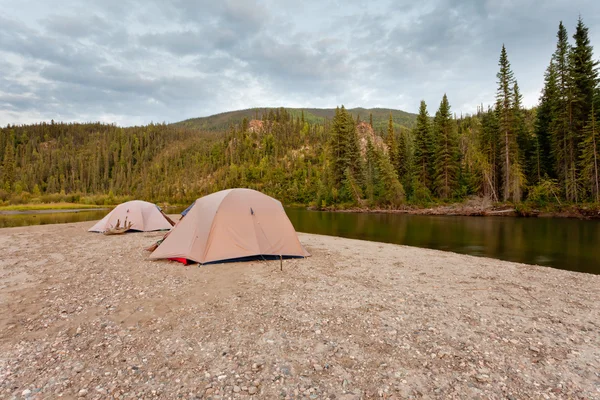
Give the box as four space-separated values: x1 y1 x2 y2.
2 141 15 192
580 104 600 202
364 137 378 203
330 107 346 186
496 44 523 202
397 128 408 181
386 113 399 171
413 100 432 189
571 17 598 137
571 17 599 201
330 106 361 189
551 21 575 200
433 94 459 199
535 60 559 180
513 82 531 192
376 147 405 206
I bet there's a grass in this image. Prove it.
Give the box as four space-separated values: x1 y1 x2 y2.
0 203 110 211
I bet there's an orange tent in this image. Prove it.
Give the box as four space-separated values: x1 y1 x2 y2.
149 189 310 264
89 200 173 233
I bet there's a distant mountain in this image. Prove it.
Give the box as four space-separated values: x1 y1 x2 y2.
173 107 418 132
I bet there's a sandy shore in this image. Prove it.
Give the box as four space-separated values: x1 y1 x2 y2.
0 221 599 399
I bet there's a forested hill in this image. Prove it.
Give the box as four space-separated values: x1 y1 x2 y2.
174 107 418 132
0 17 599 210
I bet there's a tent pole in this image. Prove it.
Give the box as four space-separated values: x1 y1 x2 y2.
280 255 283 272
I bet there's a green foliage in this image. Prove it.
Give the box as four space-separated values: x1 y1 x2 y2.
413 100 433 190
536 60 559 180
432 94 460 200
527 177 561 206
1 16 598 209
580 105 600 202
496 44 524 202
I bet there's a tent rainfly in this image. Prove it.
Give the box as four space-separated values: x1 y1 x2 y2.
89 200 174 233
149 188 310 264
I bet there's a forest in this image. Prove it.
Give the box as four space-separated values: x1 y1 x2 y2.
0 18 598 211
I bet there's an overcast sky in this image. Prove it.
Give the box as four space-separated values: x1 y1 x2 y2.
1 0 598 126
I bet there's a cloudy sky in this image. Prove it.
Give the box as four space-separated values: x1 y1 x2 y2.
1 0 598 126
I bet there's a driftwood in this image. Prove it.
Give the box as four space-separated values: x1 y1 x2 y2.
104 217 133 235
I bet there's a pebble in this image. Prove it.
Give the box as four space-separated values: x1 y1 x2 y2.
314 364 323 372
529 346 541 353
78 388 88 397
22 389 31 396
248 386 257 395
233 386 241 393
73 362 84 373
475 374 490 383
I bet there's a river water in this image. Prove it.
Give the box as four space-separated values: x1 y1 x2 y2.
1 207 598 274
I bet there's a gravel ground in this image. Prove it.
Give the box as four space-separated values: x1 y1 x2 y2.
0 220 599 399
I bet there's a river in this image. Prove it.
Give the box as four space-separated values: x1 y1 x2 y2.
0 207 598 274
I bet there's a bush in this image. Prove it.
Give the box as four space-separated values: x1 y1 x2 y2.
527 178 561 207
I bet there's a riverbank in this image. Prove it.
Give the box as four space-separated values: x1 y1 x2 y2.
1 222 599 399
314 198 600 220
0 203 109 212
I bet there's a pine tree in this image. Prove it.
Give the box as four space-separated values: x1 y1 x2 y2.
480 107 500 201
369 113 373 129
571 17 598 137
413 100 432 189
364 137 378 203
2 141 15 192
513 82 530 195
432 94 459 199
330 106 361 188
397 128 408 181
376 148 405 206
570 17 599 202
330 107 346 186
536 60 559 180
386 113 399 171
580 104 600 202
551 21 576 201
496 44 522 202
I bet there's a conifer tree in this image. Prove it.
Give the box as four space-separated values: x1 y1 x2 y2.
413 100 432 189
375 148 405 206
397 128 408 181
513 82 531 191
433 94 459 199
369 113 373 129
364 137 378 203
570 17 598 138
386 113 399 171
496 44 522 201
535 60 559 179
2 141 15 192
570 17 599 201
580 105 600 202
330 106 361 188
551 21 576 200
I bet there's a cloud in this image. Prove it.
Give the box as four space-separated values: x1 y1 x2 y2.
0 0 599 126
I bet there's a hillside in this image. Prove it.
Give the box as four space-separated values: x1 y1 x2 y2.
173 107 418 132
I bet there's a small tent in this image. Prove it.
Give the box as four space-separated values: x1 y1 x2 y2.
89 200 174 233
149 188 310 264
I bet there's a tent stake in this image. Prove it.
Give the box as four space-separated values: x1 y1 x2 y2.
280 255 283 272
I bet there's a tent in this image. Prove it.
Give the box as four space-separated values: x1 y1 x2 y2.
149 188 310 264
89 200 174 233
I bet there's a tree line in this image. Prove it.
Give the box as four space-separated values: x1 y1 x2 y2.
0 18 598 209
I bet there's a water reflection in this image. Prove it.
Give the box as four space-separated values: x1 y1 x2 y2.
285 209 600 275
0 210 108 228
0 207 598 275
